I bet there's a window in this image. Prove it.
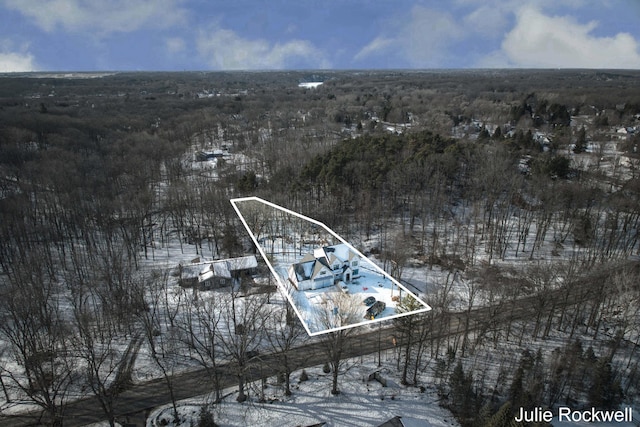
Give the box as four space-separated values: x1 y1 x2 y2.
352 261 358 267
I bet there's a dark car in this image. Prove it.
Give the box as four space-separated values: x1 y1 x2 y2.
365 301 386 319
363 296 376 306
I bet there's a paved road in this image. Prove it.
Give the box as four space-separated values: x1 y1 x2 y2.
0 277 605 426
0 325 408 427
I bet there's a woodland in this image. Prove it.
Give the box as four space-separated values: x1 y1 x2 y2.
0 69 640 426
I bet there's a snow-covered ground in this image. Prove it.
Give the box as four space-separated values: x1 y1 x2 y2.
145 354 459 427
3 115 640 425
232 197 431 335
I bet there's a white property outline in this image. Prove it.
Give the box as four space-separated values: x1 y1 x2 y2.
230 196 431 336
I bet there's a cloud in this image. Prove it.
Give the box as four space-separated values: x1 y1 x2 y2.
354 37 394 62
462 4 510 38
0 50 38 72
0 40 38 72
354 6 464 67
166 37 186 54
484 6 640 68
196 28 329 70
2 0 187 34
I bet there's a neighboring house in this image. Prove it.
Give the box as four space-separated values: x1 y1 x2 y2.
195 150 225 161
198 261 232 289
288 244 360 291
178 255 258 290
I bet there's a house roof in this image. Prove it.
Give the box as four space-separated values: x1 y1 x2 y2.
291 254 331 282
212 261 231 278
180 255 256 282
293 260 315 281
180 262 212 279
197 261 231 282
314 244 358 265
311 257 331 278
226 255 258 271
290 243 360 286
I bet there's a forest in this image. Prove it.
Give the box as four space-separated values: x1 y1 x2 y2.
0 70 639 426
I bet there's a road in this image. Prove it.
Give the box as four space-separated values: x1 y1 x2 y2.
0 278 604 426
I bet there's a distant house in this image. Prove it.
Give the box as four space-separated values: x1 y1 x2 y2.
288 244 360 291
178 255 258 290
195 150 225 162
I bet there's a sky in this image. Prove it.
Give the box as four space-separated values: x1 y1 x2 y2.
1 0 639 72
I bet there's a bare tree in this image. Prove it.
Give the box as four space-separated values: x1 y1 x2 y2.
0 257 76 426
395 295 431 385
264 297 307 396
176 288 225 403
215 291 269 402
69 282 141 427
316 292 362 395
136 270 182 423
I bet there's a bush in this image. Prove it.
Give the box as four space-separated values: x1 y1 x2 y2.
197 405 217 427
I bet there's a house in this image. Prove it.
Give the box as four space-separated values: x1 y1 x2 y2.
198 261 232 289
195 150 225 162
178 255 258 290
288 244 360 291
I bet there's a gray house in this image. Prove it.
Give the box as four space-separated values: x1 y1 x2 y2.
179 255 258 290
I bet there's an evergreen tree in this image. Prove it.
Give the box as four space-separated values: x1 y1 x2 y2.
483 401 514 427
508 367 524 409
588 358 623 409
493 126 503 140
449 361 476 422
573 126 587 154
197 405 217 427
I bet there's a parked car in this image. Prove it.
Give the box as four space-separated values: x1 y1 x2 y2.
363 296 376 306
365 301 386 319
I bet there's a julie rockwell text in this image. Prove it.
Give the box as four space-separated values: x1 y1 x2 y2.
515 406 634 423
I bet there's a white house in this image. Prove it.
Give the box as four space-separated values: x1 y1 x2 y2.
288 244 360 291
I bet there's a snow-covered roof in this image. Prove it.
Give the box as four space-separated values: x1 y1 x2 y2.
226 255 258 271
315 244 358 265
298 82 323 89
181 255 257 281
180 262 212 279
199 270 214 283
212 261 231 278
312 257 331 278
292 260 315 281
291 255 331 281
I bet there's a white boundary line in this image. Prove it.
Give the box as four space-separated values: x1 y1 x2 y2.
230 196 431 336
